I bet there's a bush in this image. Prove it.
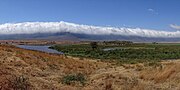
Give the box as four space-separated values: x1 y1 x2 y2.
90 42 98 50
9 76 31 90
62 73 86 86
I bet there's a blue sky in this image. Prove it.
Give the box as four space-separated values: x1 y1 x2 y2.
0 0 180 31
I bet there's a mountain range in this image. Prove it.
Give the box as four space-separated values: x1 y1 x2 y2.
0 21 180 42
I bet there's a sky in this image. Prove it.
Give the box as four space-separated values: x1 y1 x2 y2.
0 0 180 31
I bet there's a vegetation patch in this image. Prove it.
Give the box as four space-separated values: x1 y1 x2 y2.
50 41 180 64
1 75 32 90
62 73 86 86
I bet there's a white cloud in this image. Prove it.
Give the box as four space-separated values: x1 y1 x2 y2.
170 24 180 30
148 8 154 12
148 8 158 15
0 21 180 38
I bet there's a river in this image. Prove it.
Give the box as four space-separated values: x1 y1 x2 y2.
16 45 63 54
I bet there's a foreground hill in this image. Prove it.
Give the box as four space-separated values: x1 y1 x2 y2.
0 45 180 90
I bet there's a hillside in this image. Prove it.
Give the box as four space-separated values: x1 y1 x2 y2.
0 45 180 90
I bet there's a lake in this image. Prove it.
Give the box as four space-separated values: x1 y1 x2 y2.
16 45 63 54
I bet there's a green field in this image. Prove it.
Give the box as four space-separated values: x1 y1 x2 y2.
50 42 180 64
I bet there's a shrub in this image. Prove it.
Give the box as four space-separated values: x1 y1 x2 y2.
62 73 86 86
79 57 84 60
90 42 98 50
148 61 161 67
5 75 32 90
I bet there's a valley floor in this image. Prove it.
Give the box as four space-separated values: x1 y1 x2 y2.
0 45 180 90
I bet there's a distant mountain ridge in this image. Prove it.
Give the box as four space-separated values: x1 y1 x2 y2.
0 21 180 42
0 32 180 42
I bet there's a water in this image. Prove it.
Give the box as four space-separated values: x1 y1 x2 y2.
16 45 63 54
103 48 119 51
103 47 155 51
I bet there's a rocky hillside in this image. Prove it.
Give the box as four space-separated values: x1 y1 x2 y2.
0 45 180 90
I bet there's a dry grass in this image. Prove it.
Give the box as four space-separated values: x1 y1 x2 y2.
0 45 180 90
0 45 104 89
139 61 180 89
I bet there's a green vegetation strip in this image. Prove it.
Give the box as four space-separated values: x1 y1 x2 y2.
50 43 180 64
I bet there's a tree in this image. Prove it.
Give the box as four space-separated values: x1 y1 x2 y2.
90 42 98 50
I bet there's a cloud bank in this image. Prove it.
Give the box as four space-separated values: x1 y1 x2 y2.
0 21 180 38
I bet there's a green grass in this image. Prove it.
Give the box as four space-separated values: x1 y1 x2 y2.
50 43 180 64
